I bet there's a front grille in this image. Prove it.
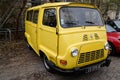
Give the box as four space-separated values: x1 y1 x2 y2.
78 49 104 64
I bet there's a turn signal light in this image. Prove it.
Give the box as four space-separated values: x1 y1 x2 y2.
60 60 67 66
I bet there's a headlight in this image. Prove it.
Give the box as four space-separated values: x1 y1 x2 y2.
71 49 78 57
104 42 110 50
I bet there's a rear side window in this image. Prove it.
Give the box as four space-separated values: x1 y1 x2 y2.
33 10 39 23
43 8 56 27
26 10 33 21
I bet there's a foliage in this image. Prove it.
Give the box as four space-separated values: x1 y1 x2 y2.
0 0 120 31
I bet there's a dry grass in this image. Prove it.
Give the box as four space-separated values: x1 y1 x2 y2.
0 39 25 59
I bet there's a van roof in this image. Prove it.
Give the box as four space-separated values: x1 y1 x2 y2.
27 2 96 10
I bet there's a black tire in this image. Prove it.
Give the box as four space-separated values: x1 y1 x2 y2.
43 55 54 73
25 38 32 50
27 42 32 50
109 42 116 55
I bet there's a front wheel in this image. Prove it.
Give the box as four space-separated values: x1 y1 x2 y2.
109 42 116 55
43 55 54 73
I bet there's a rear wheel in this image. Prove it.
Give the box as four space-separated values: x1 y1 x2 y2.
26 42 32 50
25 38 32 50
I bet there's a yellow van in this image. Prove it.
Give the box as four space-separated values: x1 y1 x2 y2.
25 2 111 73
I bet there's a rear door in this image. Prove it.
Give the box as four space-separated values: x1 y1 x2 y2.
25 10 39 53
31 10 39 53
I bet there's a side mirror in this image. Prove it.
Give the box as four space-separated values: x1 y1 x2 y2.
113 26 117 28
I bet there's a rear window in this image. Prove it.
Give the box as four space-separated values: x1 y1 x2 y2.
26 10 39 24
26 10 33 21
33 10 39 23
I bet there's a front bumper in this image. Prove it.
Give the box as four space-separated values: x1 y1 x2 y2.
48 57 111 73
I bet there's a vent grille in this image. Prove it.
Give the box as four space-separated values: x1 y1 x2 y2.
94 33 100 40
78 49 104 64
83 34 88 41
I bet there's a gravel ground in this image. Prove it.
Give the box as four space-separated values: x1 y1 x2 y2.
0 40 120 80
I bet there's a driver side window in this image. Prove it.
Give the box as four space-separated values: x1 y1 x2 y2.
43 8 57 27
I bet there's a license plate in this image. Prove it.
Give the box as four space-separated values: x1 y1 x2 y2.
85 64 101 73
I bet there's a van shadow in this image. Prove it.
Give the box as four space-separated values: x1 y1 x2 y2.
55 69 100 76
52 69 104 80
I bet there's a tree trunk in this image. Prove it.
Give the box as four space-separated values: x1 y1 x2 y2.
16 0 27 37
91 0 95 5
115 5 120 19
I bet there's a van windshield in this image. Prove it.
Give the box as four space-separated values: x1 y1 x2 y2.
60 7 103 28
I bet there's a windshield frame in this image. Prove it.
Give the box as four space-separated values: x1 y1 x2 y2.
59 6 104 28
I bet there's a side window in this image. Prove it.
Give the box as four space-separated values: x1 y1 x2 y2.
33 10 39 23
26 10 33 21
43 8 56 27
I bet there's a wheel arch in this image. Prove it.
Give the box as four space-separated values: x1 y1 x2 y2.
39 50 49 60
39 50 44 58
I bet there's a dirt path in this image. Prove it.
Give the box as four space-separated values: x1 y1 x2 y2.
0 40 120 80
0 41 54 80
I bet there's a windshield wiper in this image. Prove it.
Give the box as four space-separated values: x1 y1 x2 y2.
85 21 95 24
65 21 77 25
